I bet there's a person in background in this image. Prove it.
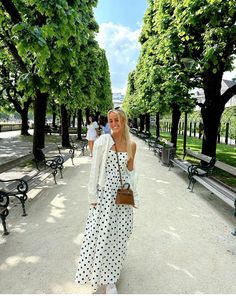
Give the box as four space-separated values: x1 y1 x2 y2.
75 109 139 294
100 116 111 134
86 115 99 157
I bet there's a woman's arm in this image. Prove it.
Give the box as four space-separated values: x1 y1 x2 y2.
88 137 103 204
126 141 139 208
127 141 136 171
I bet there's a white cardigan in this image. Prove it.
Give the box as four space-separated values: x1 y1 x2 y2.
88 134 139 207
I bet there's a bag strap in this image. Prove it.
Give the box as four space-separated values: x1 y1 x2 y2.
112 136 123 188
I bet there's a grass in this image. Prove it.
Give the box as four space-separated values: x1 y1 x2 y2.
150 128 236 188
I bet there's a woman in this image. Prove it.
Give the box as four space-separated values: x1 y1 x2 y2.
100 116 111 135
75 109 139 294
86 115 99 157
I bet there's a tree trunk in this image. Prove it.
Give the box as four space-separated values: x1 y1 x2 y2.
72 115 76 128
33 91 48 160
95 111 100 123
170 104 181 148
68 115 71 127
52 112 56 127
201 103 224 157
145 113 150 133
139 114 145 131
201 72 224 157
21 106 30 136
85 108 90 125
61 104 70 147
5 91 31 136
155 112 160 138
52 100 57 127
77 108 82 140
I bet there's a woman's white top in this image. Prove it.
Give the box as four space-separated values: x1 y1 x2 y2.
88 134 139 207
86 121 99 141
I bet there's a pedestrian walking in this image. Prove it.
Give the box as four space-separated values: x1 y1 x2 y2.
102 123 111 134
100 116 111 134
75 109 139 294
86 115 99 157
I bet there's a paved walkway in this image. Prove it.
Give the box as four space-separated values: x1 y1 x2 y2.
0 130 33 166
0 134 236 293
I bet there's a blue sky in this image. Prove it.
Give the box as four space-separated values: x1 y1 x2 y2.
94 0 147 94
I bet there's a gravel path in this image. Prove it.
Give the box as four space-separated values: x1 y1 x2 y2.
0 135 236 293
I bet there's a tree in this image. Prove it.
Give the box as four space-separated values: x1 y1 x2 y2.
156 0 236 157
0 50 32 135
126 0 195 145
0 0 102 157
129 0 236 155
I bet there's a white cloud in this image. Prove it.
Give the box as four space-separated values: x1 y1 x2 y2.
96 22 141 94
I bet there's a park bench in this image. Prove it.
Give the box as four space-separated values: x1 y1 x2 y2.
0 169 55 235
0 147 65 235
0 190 10 235
170 148 236 234
146 136 166 153
130 128 150 140
35 148 64 184
130 128 138 135
189 158 236 235
136 131 151 141
44 125 61 135
189 159 236 199
145 136 158 150
57 138 88 165
0 178 29 218
44 125 53 135
169 148 216 188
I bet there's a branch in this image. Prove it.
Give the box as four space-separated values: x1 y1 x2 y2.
6 88 23 115
0 1 28 72
221 83 236 105
5 39 28 73
0 32 28 73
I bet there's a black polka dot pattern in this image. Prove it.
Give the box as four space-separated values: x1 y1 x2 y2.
75 150 133 290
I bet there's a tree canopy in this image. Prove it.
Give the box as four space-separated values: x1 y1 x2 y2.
125 0 236 156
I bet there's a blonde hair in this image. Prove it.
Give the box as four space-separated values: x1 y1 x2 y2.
107 109 133 160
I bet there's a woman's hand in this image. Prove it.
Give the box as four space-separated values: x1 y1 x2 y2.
90 203 97 207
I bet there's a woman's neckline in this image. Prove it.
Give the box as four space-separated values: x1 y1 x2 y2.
110 149 127 154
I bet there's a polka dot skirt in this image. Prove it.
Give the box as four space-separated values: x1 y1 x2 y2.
75 150 133 290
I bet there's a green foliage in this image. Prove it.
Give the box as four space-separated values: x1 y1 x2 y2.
125 0 236 116
0 0 112 117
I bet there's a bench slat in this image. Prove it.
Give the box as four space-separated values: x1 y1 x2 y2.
215 160 236 177
193 175 236 202
186 148 212 163
171 159 191 172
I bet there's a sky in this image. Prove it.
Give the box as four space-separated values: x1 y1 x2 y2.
94 0 236 95
94 0 147 94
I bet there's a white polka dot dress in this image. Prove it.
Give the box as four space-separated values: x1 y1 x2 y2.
75 149 133 290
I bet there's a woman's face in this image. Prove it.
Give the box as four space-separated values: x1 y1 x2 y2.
108 112 124 135
88 116 92 123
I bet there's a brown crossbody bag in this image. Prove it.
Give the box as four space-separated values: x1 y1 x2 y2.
113 139 134 206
